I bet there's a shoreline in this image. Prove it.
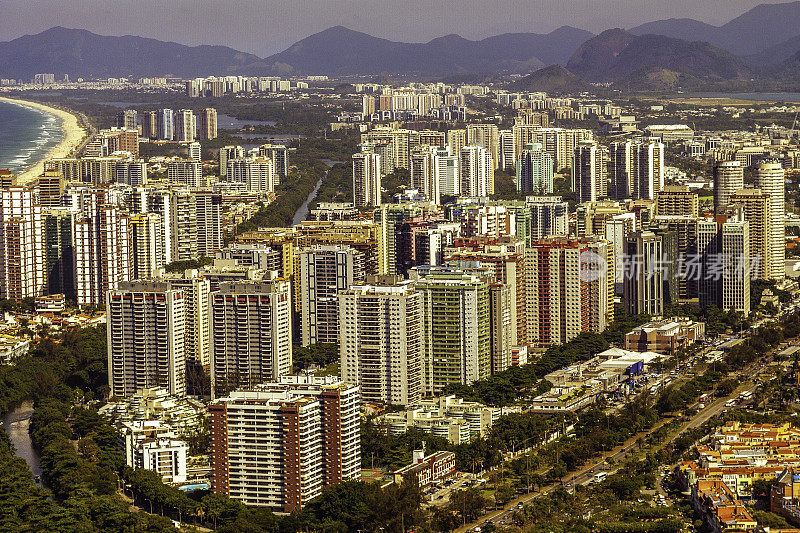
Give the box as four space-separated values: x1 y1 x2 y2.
0 97 89 185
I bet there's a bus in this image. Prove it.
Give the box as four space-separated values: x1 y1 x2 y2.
592 472 608 483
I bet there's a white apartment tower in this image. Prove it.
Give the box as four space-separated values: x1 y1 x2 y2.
460 145 493 197
0 187 44 299
168 160 202 188
74 203 132 306
174 109 197 143
352 152 382 207
755 160 785 281
466 124 500 170
713 160 744 214
219 145 245 178
156 269 211 368
632 141 665 200
131 213 166 280
210 279 293 398
573 141 606 204
227 158 275 193
338 279 422 406
106 282 186 397
410 146 439 203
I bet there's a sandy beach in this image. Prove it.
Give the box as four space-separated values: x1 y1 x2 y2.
0 97 89 185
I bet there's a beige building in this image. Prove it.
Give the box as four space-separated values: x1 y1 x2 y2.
656 185 699 217
755 160 785 281
729 189 771 281
338 278 422 406
713 161 744 214
352 152 382 207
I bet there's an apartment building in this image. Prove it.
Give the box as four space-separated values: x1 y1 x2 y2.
209 375 360 512
210 279 292 398
338 277 422 406
106 282 186 397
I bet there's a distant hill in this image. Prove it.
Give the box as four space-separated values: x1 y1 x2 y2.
746 33 800 64
612 67 702 92
631 1 800 58
0 27 262 79
510 65 592 94
258 25 594 76
566 29 753 83
565 29 636 82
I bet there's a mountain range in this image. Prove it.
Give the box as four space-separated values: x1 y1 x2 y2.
6 2 800 90
261 25 593 76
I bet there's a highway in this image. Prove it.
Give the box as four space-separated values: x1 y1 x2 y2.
455 308 792 532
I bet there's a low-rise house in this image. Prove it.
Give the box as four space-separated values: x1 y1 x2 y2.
393 450 456 489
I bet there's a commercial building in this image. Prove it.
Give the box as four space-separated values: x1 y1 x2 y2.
210 279 292 398
608 141 632 200
209 375 360 512
729 189 771 281
392 450 456 489
623 230 664 316
106 282 186 397
697 217 752 316
338 278 422 406
624 318 705 354
530 349 663 412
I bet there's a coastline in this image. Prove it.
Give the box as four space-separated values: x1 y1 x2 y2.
0 97 89 185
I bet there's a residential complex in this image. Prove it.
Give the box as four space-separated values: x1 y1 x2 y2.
209 376 360 512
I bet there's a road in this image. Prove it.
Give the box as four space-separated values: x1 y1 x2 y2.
455 315 786 532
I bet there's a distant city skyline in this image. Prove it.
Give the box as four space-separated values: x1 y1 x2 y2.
0 0 776 57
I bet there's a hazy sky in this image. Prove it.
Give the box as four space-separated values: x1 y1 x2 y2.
0 0 775 56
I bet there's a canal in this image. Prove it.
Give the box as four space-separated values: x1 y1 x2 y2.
3 401 42 478
292 174 324 226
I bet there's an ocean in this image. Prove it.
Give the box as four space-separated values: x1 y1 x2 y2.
0 99 64 173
